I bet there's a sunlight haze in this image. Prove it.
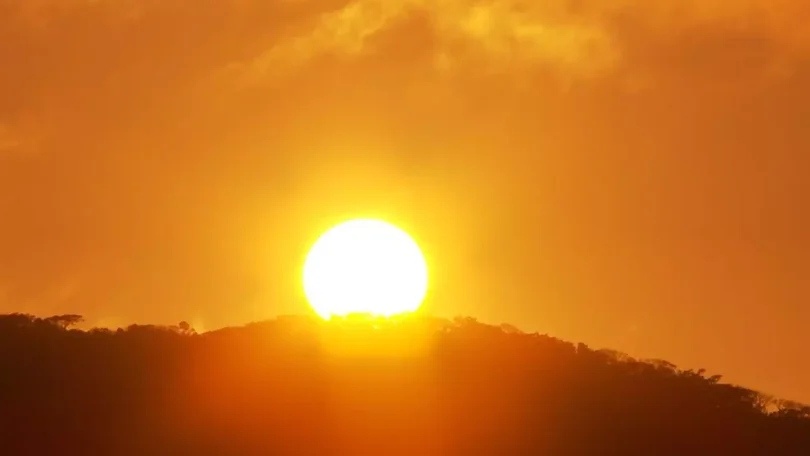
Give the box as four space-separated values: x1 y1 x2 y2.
0 0 809 404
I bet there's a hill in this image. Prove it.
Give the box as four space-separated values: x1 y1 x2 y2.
0 313 808 455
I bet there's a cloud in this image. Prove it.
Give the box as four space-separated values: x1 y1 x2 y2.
239 0 620 81
221 0 810 88
4 0 808 91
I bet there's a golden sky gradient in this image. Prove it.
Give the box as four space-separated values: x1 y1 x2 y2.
1 1 809 401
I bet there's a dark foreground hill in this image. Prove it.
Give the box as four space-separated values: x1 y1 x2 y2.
0 313 808 456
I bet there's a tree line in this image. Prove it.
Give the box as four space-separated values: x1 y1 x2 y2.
0 313 808 455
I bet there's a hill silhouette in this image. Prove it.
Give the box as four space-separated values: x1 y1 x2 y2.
0 313 808 456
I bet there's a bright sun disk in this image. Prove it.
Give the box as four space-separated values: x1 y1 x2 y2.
303 219 428 319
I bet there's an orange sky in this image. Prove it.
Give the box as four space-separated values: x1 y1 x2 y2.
1 1 809 402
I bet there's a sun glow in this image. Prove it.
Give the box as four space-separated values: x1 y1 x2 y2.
303 219 429 319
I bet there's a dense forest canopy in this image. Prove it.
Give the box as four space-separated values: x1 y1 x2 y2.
1 313 808 456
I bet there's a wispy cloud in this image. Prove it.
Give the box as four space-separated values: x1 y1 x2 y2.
4 0 809 89
239 0 620 81
221 0 810 86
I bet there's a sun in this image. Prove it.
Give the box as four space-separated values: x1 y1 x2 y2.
303 218 429 319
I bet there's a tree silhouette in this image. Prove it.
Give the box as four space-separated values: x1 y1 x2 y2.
0 312 807 456
43 314 84 329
